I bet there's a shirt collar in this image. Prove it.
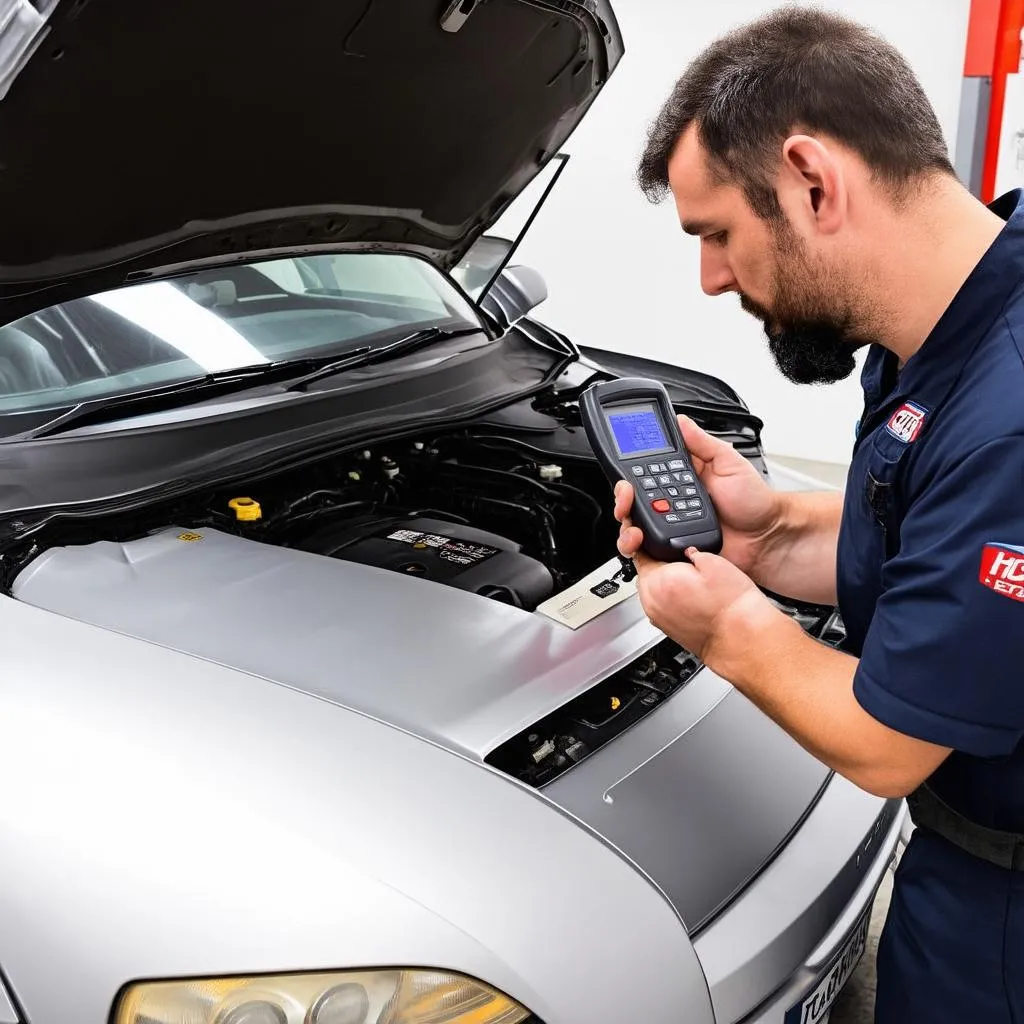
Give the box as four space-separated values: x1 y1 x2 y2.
860 187 1024 413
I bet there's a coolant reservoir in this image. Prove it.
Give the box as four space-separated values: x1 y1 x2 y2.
228 497 262 522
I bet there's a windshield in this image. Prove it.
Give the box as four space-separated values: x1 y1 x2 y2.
0 254 482 414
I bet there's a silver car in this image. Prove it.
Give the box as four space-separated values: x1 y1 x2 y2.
0 2 901 1023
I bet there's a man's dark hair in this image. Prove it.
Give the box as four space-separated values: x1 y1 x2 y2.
637 5 956 219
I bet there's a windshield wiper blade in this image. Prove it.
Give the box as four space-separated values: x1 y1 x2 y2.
283 327 483 392
9 325 481 442
10 350 375 441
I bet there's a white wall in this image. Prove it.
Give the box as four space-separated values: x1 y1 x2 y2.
500 1 971 464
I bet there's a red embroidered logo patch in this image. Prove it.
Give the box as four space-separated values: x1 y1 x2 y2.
885 402 927 443
979 543 1024 602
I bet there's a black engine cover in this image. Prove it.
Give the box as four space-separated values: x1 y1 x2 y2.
298 515 554 611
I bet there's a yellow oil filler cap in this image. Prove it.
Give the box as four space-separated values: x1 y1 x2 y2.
228 496 262 522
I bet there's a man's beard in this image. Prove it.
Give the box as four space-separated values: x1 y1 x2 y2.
740 227 873 385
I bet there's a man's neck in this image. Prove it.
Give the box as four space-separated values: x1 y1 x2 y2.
870 178 1006 365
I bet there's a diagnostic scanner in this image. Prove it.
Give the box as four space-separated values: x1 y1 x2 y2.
581 377 722 562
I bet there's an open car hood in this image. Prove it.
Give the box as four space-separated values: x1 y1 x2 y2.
0 0 622 324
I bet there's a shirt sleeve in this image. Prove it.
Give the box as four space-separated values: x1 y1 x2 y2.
853 434 1024 757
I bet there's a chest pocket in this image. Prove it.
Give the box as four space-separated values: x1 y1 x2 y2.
862 426 916 562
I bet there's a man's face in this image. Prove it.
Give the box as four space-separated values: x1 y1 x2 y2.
666 126 871 384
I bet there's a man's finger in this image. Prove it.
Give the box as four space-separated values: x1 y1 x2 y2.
617 524 643 558
613 479 634 522
616 527 662 575
678 414 730 465
631 546 660 574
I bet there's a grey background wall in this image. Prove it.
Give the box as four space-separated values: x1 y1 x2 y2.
496 0 972 465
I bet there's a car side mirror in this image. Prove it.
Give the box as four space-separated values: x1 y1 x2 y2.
501 265 548 315
480 264 549 329
453 234 549 328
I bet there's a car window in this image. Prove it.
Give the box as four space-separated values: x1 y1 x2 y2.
258 254 453 315
450 236 514 300
0 254 482 414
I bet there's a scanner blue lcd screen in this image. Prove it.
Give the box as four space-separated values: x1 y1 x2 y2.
607 402 674 459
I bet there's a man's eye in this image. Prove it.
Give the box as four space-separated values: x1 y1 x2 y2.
705 230 728 246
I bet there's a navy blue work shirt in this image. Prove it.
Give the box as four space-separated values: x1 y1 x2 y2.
837 188 1024 832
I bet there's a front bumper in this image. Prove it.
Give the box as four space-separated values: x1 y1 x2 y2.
693 774 904 1023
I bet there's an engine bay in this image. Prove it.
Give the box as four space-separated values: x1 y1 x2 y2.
1 421 846 634
3 424 845 786
3 430 620 610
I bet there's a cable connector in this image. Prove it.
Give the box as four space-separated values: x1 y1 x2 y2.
613 554 637 583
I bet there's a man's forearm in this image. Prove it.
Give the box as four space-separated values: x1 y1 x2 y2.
705 598 950 798
750 490 844 605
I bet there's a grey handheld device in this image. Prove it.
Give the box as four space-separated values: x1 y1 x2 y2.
580 377 723 562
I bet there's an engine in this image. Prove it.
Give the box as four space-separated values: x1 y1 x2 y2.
211 434 616 611
296 513 555 610
0 431 619 613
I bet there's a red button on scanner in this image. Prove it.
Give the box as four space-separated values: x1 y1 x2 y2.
651 498 671 513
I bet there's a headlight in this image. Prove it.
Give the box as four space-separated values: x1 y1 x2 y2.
114 968 534 1024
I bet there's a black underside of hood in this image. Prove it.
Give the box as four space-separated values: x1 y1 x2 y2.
0 0 621 322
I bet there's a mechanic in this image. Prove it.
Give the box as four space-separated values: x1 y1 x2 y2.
613 7 1024 1022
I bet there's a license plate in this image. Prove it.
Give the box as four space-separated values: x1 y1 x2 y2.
784 910 870 1024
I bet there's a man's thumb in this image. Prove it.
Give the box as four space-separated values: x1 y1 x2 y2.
678 415 724 463
685 546 717 571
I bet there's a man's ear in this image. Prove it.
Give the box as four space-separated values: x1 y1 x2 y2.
779 134 846 236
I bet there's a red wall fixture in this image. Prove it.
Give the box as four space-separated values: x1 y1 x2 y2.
964 0 1024 201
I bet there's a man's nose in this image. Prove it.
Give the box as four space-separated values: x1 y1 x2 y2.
700 247 738 296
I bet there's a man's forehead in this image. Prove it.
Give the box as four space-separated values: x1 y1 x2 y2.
668 124 706 168
667 125 725 225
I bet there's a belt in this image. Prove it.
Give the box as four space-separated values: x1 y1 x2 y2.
906 782 1024 872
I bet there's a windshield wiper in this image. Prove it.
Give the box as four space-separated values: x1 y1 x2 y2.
9 325 484 442
282 326 484 392
8 350 375 441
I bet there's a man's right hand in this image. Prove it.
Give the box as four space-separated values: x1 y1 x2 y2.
615 414 782 579
615 414 844 606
